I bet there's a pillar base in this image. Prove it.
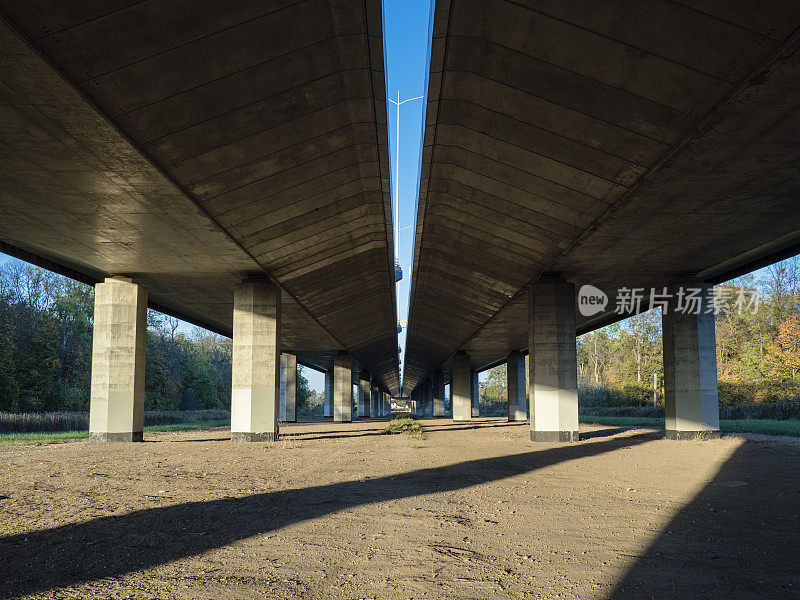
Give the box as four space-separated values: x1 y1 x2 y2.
89 432 143 443
665 429 720 440
530 430 578 442
508 411 527 422
231 432 279 442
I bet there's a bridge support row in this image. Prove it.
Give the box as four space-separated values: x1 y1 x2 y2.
447 278 719 441
89 277 391 442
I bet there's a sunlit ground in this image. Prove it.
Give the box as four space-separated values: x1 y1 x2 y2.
1 418 797 599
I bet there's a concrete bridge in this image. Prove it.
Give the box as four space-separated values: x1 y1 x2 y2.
402 0 800 440
2 0 800 442
0 0 397 440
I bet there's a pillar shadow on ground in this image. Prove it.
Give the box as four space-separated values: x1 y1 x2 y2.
0 433 657 598
606 439 800 599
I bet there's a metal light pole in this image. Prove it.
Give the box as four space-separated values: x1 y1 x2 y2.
387 91 423 265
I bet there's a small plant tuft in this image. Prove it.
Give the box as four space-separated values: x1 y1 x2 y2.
382 415 425 440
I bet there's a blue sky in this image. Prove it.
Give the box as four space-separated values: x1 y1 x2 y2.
384 0 434 389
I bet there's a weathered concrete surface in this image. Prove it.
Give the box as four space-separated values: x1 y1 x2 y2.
0 1 399 393
507 352 527 422
663 282 721 439
528 281 579 443
231 279 281 442
333 353 352 423
280 353 297 423
358 375 370 418
324 370 333 418
452 353 471 421
433 370 445 417
88 277 147 443
471 371 479 417
403 0 800 390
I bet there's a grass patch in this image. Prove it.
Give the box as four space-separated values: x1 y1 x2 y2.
0 420 230 445
382 415 425 440
0 430 90 444
719 419 800 437
579 415 800 437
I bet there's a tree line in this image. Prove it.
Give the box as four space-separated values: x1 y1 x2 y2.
478 257 800 409
0 261 311 414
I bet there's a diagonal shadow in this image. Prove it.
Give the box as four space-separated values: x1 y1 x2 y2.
607 440 800 599
0 433 656 598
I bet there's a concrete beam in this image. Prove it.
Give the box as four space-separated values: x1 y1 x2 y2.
507 351 527 421
528 280 579 442
231 279 281 442
334 353 352 422
452 353 472 421
279 353 297 423
89 277 147 443
663 282 720 439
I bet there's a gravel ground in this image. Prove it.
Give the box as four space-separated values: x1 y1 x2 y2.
1 417 798 599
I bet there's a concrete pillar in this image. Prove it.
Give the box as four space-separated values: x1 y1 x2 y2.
324 370 333 418
424 378 434 417
452 352 471 421
334 353 352 422
507 352 527 421
358 374 370 418
89 277 147 443
231 278 281 442
433 370 445 417
373 388 380 417
663 282 720 439
528 279 579 442
471 370 480 417
279 353 297 423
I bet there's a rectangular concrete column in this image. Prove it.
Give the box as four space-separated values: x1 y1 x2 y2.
452 352 471 421
358 374 370 418
433 370 445 417
231 279 281 442
507 352 527 421
471 370 480 417
279 353 297 423
370 385 379 417
424 379 434 417
663 282 720 439
89 277 147 443
324 370 333 418
528 280 579 442
334 353 352 422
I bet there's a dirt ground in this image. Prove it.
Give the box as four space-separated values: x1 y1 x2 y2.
1 417 798 600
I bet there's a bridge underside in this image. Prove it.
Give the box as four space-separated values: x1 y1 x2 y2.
0 0 399 390
403 0 800 391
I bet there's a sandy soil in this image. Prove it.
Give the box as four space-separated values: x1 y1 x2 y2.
1 417 798 600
